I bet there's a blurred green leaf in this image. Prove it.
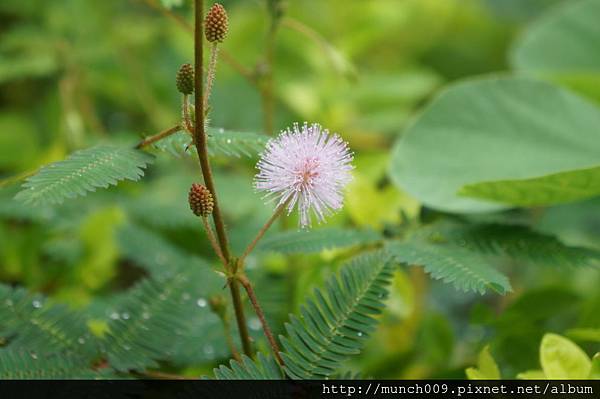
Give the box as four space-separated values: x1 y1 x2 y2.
466 345 501 380
390 76 600 213
511 0 600 101
460 165 600 207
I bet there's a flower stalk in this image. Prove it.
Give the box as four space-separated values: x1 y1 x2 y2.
238 274 284 366
193 0 252 358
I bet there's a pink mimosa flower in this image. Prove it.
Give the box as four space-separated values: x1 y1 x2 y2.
255 122 353 228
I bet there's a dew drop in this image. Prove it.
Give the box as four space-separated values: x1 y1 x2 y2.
357 332 363 337
203 345 215 356
249 317 261 331
226 139 232 144
78 337 86 345
121 312 130 320
32 300 42 309
123 345 131 351
110 312 120 320
196 298 207 307
31 353 38 360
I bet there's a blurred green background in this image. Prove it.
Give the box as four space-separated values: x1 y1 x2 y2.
1 0 599 378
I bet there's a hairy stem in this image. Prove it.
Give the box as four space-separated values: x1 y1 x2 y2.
201 216 226 266
229 277 253 357
135 124 182 149
238 200 288 267
203 42 219 114
193 0 252 357
238 274 284 366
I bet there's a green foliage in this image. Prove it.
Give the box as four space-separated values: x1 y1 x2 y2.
390 77 600 213
258 228 381 254
101 264 224 371
213 354 284 380
459 165 600 207
280 251 394 379
154 128 269 158
387 230 511 295
517 333 595 379
465 346 501 380
511 0 600 101
15 146 154 206
0 350 98 379
427 221 600 269
0 284 97 361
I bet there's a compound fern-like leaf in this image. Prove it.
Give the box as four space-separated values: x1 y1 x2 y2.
213 354 284 380
437 222 600 269
154 128 268 158
0 350 99 379
280 250 395 379
15 145 154 206
387 230 512 295
0 284 98 361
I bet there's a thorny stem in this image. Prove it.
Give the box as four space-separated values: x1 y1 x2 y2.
238 274 284 366
201 216 227 266
135 124 182 149
203 42 219 114
193 0 252 358
238 200 289 267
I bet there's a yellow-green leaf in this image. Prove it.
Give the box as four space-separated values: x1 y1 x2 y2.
540 333 592 379
466 345 501 380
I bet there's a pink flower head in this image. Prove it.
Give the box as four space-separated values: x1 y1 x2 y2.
255 122 353 228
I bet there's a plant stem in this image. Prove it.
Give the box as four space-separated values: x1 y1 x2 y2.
203 42 219 114
238 200 288 267
201 216 226 266
238 274 284 366
193 0 252 358
135 124 182 149
229 276 253 357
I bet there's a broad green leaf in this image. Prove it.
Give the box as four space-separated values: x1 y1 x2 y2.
459 165 600 207
466 345 501 380
511 0 600 101
258 228 381 254
15 146 154 206
566 328 600 343
540 333 592 379
389 76 600 213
